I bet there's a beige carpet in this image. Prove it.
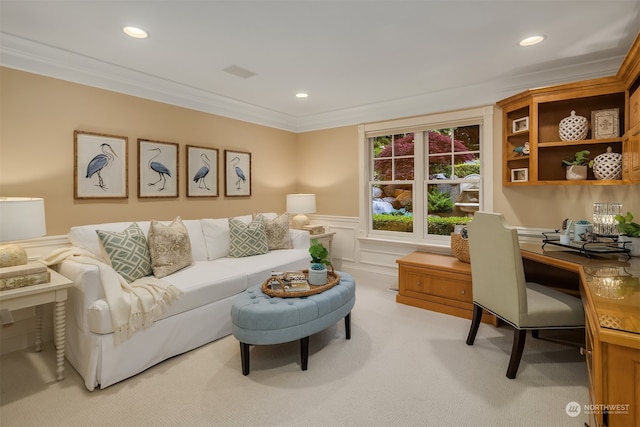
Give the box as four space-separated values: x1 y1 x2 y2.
0 275 589 427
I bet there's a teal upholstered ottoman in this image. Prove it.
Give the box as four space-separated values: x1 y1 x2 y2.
231 272 356 375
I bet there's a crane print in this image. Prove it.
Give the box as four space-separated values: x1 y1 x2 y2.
230 156 246 190
193 153 211 190
147 147 171 191
86 143 118 191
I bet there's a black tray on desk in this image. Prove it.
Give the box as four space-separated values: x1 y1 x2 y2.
542 233 631 260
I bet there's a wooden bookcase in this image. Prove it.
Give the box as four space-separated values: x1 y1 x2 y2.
498 34 640 186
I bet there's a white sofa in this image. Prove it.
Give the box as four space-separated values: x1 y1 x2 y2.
57 213 310 390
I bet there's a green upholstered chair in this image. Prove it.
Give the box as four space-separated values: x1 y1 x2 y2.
465 212 584 379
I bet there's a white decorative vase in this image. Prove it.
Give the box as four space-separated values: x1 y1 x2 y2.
620 236 640 257
566 165 587 180
308 266 327 285
573 223 593 242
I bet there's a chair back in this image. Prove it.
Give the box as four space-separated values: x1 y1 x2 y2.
467 212 527 326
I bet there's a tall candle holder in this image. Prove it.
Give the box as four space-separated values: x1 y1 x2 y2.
593 203 622 236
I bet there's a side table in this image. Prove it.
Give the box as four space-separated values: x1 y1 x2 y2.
0 268 73 380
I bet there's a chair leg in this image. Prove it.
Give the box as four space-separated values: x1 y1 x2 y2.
532 329 539 339
506 329 527 379
300 336 309 371
466 304 483 345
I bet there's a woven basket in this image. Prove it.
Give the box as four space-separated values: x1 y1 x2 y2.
450 233 470 263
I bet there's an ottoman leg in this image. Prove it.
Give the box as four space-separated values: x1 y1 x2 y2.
300 336 309 371
345 313 351 339
240 342 250 376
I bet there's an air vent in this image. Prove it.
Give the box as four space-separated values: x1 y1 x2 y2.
222 65 257 79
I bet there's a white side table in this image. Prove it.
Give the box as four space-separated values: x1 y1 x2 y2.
0 269 72 380
309 231 336 263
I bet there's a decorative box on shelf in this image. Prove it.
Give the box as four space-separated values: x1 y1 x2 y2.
303 224 325 235
0 262 50 290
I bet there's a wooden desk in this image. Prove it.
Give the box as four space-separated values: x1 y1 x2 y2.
520 243 640 427
0 269 72 380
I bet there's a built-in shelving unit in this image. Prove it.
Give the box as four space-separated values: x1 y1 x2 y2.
498 34 640 187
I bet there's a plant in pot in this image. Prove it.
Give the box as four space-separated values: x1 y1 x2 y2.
615 212 640 256
562 150 593 180
308 238 331 285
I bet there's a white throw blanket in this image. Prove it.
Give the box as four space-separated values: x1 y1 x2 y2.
43 247 182 344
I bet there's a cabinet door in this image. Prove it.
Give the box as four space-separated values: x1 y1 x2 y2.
623 126 640 181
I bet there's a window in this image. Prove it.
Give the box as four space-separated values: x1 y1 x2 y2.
360 106 494 246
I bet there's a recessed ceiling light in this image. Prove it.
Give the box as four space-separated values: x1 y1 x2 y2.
123 26 148 39
519 35 545 47
296 92 309 99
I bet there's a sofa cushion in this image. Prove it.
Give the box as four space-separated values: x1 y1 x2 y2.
68 219 208 262
228 216 268 258
148 217 193 278
254 213 292 250
96 222 152 282
86 261 247 334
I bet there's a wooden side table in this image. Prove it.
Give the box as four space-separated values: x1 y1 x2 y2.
0 268 72 380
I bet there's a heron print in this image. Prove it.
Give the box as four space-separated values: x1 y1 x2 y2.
138 139 178 197
75 131 127 199
193 153 211 190
86 143 117 191
224 150 250 196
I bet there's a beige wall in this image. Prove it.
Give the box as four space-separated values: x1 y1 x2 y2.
1 68 299 235
1 67 638 235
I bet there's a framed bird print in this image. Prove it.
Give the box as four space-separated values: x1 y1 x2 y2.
138 139 179 198
224 149 251 197
74 130 128 199
186 145 218 197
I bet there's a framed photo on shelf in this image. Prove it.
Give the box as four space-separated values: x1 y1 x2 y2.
138 139 179 198
512 117 529 133
591 108 619 139
511 168 528 183
224 149 251 197
74 130 128 199
186 145 218 197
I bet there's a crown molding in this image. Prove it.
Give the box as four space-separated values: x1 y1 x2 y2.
1 32 624 134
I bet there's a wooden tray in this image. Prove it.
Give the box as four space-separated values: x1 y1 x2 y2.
262 270 340 298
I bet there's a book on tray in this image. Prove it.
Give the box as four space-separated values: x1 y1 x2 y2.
269 271 311 292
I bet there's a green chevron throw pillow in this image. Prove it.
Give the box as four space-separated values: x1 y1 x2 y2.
97 222 152 282
229 217 268 257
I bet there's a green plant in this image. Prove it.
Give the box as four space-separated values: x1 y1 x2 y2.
562 150 594 167
427 188 454 213
309 239 330 269
615 212 640 237
427 216 473 235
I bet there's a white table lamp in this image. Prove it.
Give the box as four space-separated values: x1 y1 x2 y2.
287 194 316 229
0 197 47 267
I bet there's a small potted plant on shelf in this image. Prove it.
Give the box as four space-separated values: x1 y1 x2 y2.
616 212 640 256
308 239 331 285
562 150 593 180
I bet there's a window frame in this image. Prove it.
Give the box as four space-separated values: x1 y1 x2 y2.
358 106 495 247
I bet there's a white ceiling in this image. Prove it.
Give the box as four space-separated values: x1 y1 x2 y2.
1 1 639 132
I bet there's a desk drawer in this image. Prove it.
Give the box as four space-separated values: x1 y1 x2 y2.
404 270 472 303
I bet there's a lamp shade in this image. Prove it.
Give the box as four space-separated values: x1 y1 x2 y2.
0 197 47 242
286 194 316 214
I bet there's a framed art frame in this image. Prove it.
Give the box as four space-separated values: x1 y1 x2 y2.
512 116 529 133
224 150 251 197
511 167 528 182
138 139 179 198
591 108 619 139
74 130 128 199
186 145 218 197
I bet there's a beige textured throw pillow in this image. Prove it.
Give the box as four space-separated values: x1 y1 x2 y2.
253 213 292 250
148 216 193 278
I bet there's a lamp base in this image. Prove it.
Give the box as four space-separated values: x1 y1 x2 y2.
0 244 28 268
291 214 310 230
